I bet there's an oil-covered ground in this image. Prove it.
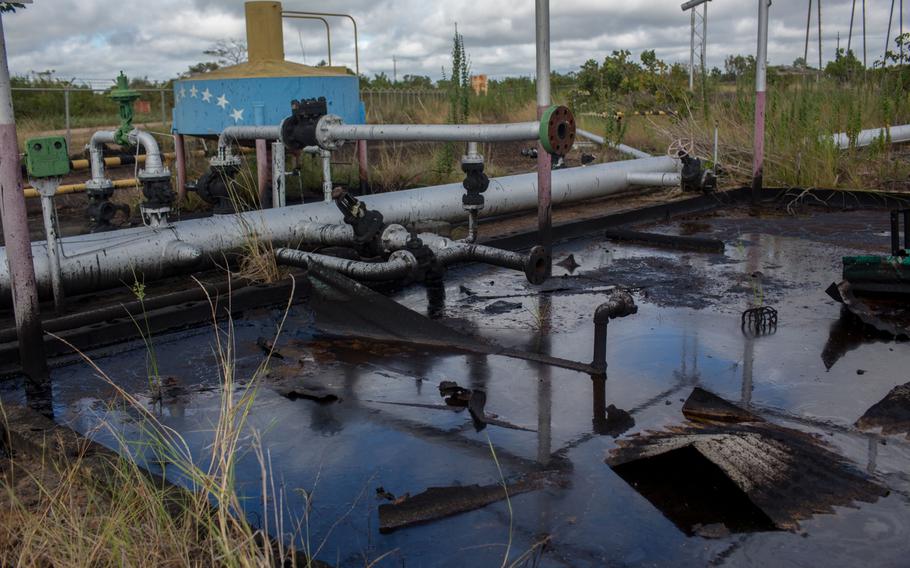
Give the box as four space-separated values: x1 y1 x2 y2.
3 205 910 567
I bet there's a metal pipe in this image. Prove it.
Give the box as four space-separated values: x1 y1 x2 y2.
256 139 271 207
0 156 678 300
830 124 910 149
217 125 281 151
174 134 187 201
357 140 369 192
592 291 638 372
130 129 165 175
626 172 681 187
281 14 332 66
317 120 540 146
320 149 333 202
272 141 286 208
276 248 418 281
576 128 652 159
536 0 553 280
88 130 117 186
378 227 549 284
752 0 770 204
0 12 47 378
35 183 64 311
24 178 138 200
283 10 359 74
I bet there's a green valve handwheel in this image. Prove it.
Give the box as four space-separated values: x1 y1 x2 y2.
538 105 576 155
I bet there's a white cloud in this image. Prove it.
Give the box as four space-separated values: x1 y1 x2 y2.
3 0 903 84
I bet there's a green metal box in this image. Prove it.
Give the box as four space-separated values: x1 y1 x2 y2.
24 136 70 178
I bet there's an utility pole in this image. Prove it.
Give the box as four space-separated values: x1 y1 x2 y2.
0 10 48 382
804 0 813 66
886 0 895 63
393 55 397 83
752 0 770 205
817 0 823 77
682 0 710 92
847 0 855 56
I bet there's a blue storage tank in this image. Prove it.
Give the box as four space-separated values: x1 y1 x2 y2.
172 1 364 136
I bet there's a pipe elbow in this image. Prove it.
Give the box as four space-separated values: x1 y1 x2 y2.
594 290 637 324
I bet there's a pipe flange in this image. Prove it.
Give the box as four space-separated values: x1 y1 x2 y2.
524 245 550 285
316 114 345 151
209 151 242 170
539 105 576 156
84 178 114 193
380 224 410 254
137 168 172 182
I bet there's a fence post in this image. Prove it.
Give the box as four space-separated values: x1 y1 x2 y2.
159 90 167 127
63 88 70 150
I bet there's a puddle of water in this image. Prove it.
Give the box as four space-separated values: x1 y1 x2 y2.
2 207 910 566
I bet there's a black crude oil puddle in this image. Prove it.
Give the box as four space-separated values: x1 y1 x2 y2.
4 206 910 567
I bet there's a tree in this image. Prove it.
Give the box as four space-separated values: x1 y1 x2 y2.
182 62 220 78
825 48 863 82
0 2 25 13
723 54 755 80
792 56 807 68
203 39 247 66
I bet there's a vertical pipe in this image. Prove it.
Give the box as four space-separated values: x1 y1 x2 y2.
752 0 770 205
848 0 856 55
804 0 813 66
320 149 333 202
256 139 271 207
535 0 553 280
271 141 286 207
689 9 696 91
38 193 64 311
63 88 71 150
701 4 708 82
817 0 823 76
357 139 369 193
862 0 867 68
174 133 187 201
713 123 719 165
0 14 47 380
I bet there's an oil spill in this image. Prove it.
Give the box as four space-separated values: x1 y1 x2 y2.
2 207 910 566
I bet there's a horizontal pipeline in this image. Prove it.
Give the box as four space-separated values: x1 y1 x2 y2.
831 123 910 149
319 121 540 145
0 156 679 301
23 178 139 199
626 172 681 186
575 129 652 160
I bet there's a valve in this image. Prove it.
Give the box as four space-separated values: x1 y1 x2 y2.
194 153 242 214
280 97 329 151
109 72 140 147
332 187 385 247
680 154 717 193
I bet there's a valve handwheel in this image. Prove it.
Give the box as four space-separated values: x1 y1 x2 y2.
667 138 695 159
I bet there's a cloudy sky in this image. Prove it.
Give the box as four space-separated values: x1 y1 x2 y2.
3 0 906 85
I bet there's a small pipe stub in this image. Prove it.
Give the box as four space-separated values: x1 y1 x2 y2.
524 245 550 285
594 290 638 324
539 105 576 155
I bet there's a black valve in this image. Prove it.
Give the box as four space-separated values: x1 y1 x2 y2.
194 164 241 214
461 159 489 209
680 154 716 193
281 97 329 151
333 187 385 245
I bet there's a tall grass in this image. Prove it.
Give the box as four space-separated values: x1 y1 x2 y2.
647 79 910 189
0 278 307 567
